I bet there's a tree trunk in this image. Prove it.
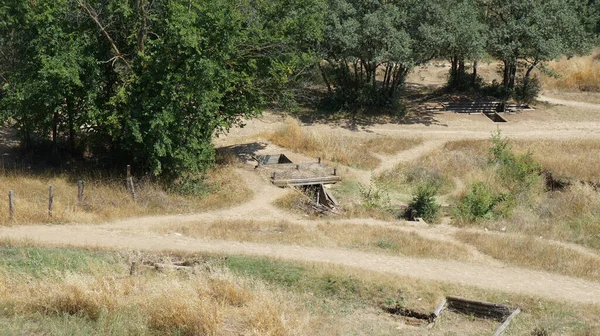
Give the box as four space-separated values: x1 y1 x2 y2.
66 97 76 152
509 63 517 89
137 0 147 53
318 62 332 94
52 112 59 155
472 60 478 87
450 57 458 87
502 59 511 90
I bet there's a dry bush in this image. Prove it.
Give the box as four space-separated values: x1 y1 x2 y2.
266 117 421 170
272 188 317 215
244 293 308 336
0 166 252 225
455 231 600 281
538 50 600 92
156 220 471 261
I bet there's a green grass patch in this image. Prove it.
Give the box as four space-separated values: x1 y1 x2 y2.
0 244 125 278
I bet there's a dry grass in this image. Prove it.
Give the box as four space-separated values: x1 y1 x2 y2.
384 138 600 188
539 50 600 92
471 183 600 250
512 139 600 184
2 268 305 335
455 230 600 282
376 139 489 195
265 117 422 170
155 219 471 261
2 243 600 335
0 166 252 225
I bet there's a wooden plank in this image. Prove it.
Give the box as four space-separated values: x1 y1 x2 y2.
446 296 512 321
492 308 521 336
427 298 447 329
272 176 341 187
324 188 338 206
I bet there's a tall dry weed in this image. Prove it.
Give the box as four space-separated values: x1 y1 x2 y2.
3 269 307 335
0 166 252 225
539 50 600 92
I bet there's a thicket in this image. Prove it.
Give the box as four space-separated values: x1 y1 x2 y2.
0 0 597 181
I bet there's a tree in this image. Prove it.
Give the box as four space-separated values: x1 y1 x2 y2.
486 0 594 92
0 0 324 181
418 0 486 89
320 0 422 107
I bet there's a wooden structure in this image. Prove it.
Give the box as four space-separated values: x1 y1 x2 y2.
255 154 341 212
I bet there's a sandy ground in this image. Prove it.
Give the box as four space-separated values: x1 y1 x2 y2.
2 78 600 305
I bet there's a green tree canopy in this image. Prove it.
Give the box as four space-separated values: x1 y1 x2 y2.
486 0 594 90
0 0 324 180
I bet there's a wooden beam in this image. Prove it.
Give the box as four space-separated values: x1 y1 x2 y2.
427 298 447 329
272 176 341 187
493 308 521 336
446 296 513 321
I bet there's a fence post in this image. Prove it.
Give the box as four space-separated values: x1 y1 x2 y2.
333 168 337 176
48 185 54 217
8 190 14 221
77 180 84 205
128 176 137 203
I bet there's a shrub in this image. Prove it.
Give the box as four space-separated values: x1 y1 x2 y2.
514 76 542 104
406 183 440 223
489 130 542 192
456 182 505 221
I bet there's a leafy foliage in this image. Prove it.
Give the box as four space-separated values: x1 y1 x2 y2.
0 0 324 181
456 181 505 222
407 182 440 223
456 131 542 222
358 182 391 210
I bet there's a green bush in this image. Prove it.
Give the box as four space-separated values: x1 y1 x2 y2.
406 183 440 223
490 130 541 192
456 182 505 221
456 131 542 222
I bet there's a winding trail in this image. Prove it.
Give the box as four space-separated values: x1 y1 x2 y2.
2 222 600 304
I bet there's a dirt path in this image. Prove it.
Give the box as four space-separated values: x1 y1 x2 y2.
372 139 448 176
1 223 600 304
538 95 600 110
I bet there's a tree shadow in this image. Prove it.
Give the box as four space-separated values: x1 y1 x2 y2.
293 83 449 129
216 142 269 163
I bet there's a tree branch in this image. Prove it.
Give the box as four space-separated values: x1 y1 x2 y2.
78 1 132 71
